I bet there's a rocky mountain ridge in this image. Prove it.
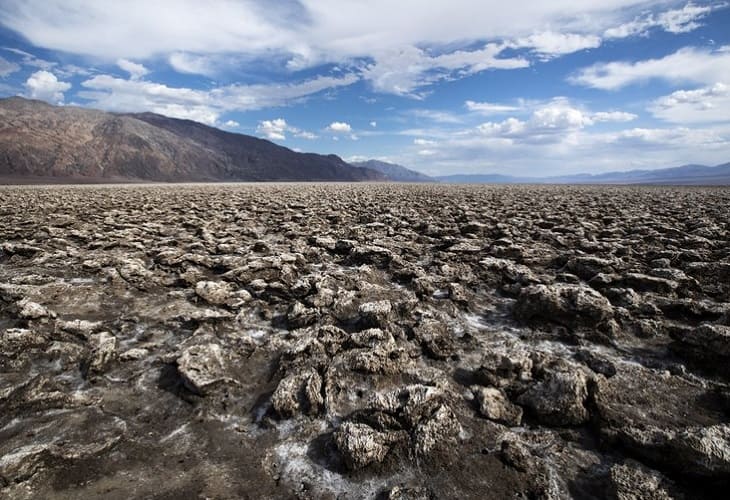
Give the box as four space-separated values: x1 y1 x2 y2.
0 97 383 183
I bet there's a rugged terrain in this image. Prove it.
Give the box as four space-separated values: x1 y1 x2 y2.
1 183 729 499
0 97 383 183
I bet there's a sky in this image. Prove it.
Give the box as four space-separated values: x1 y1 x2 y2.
0 1 729 176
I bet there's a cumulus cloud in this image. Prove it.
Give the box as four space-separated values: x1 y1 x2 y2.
570 45 730 90
472 100 637 146
257 118 288 140
0 55 20 77
326 121 352 133
24 70 71 104
369 121 377 127
649 83 730 123
256 118 318 141
223 119 240 128
117 58 148 80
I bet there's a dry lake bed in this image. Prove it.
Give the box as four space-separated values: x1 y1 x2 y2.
1 183 729 499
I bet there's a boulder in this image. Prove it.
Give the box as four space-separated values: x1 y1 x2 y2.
516 362 591 426
514 283 614 332
333 422 404 470
472 386 522 426
176 343 236 395
271 368 324 418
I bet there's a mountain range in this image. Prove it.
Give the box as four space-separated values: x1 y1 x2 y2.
0 97 383 183
350 160 434 182
0 97 727 185
435 163 730 185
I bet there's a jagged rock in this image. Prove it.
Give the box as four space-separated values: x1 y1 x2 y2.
574 349 616 377
472 386 522 426
15 299 52 319
119 347 149 361
358 300 393 328
368 385 460 457
618 273 679 294
514 283 614 333
89 331 117 373
195 280 251 307
348 328 393 348
344 344 410 375
287 301 318 328
271 368 324 418
116 257 154 288
56 318 103 338
564 255 617 280
499 434 537 472
476 348 534 388
333 422 404 470
516 362 591 426
670 323 730 371
593 363 729 476
176 343 236 395
413 403 460 456
384 485 432 500
0 328 47 353
479 257 540 287
412 319 454 360
348 245 393 267
609 460 680 500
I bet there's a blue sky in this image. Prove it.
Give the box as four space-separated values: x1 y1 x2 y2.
0 1 729 176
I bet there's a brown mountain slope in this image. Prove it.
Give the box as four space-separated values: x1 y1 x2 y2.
0 97 383 182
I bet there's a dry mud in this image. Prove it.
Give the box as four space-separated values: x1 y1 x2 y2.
1 183 729 499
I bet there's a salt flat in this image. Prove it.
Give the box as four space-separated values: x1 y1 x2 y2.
1 183 729 499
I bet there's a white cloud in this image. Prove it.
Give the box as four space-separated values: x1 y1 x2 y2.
604 2 720 38
391 121 730 177
649 82 730 123
370 121 377 127
513 32 601 57
2 47 56 70
0 55 20 77
0 0 701 96
362 43 528 96
465 100 521 115
571 45 730 90
117 58 148 80
223 119 240 128
168 52 216 76
257 118 288 140
24 70 70 104
294 130 318 139
414 138 436 145
408 109 462 123
78 72 359 126
474 99 637 144
591 111 638 122
326 121 352 133
256 118 318 141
